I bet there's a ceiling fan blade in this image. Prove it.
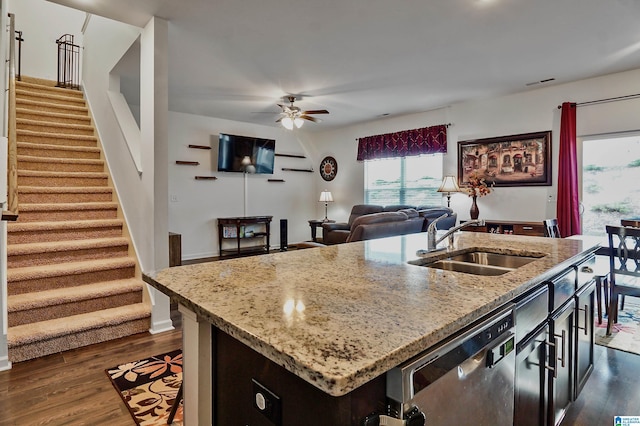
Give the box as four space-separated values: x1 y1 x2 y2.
301 109 329 115
301 115 320 123
275 117 284 123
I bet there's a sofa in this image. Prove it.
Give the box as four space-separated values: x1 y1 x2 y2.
322 204 457 245
346 208 425 243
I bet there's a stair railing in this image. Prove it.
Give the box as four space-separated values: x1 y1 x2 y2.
3 13 19 220
56 34 80 89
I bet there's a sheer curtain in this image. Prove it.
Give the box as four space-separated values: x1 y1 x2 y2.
557 102 581 237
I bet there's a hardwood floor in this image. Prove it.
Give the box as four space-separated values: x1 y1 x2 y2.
0 305 638 426
0 311 182 425
562 344 640 425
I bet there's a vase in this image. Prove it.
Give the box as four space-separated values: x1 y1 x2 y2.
470 195 479 220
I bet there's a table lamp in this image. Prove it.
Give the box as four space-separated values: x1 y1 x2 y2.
318 190 333 222
437 176 460 208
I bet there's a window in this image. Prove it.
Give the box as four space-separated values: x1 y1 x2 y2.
580 133 640 236
364 154 444 207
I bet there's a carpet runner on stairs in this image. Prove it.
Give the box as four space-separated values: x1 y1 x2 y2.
6 76 151 363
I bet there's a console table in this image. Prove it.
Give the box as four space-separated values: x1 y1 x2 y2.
461 219 545 236
217 216 272 258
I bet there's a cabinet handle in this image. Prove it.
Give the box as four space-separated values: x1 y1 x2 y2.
577 304 589 336
545 337 558 378
523 226 533 230
554 329 567 369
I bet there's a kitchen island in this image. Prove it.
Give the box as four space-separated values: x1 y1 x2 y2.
144 232 599 425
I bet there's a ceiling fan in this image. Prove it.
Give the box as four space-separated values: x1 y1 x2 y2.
276 96 329 129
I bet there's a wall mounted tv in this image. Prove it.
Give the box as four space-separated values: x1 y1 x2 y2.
217 133 276 174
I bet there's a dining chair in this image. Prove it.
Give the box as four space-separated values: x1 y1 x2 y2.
543 218 561 238
544 218 609 322
605 225 640 335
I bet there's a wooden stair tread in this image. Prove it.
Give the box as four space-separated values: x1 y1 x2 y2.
16 108 91 122
16 117 94 131
7 279 143 311
7 303 151 347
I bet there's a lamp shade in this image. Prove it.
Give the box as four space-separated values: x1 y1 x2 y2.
437 176 460 193
318 190 333 203
281 116 294 130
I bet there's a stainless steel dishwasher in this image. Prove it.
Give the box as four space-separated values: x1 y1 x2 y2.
386 305 516 425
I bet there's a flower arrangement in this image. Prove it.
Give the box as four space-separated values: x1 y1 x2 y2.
465 171 493 197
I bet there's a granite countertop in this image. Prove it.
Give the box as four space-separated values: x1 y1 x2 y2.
144 232 598 397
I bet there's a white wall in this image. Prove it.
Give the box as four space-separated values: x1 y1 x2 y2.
169 112 316 259
310 68 640 225
7 0 85 81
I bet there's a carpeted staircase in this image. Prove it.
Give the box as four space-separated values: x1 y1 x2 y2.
6 77 151 363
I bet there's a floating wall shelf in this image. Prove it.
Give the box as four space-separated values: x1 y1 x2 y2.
176 161 199 166
267 179 285 182
275 153 306 159
188 144 212 150
281 168 313 173
195 176 218 180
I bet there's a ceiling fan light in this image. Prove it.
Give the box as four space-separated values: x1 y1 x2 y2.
294 117 304 128
281 116 294 130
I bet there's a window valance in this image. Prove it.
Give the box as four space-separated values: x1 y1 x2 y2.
356 124 447 161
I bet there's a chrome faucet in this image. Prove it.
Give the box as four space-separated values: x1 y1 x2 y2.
424 215 485 252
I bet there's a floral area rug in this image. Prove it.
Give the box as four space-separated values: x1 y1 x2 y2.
106 349 183 425
595 298 640 356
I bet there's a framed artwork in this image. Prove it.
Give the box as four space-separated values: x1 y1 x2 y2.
458 131 552 187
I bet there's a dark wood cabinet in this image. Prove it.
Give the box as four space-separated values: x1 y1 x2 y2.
217 216 272 258
462 220 546 237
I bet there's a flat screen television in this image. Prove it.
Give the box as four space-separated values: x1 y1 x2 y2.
217 133 276 174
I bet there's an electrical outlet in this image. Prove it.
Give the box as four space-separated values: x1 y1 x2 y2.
170 194 178 202
252 379 281 425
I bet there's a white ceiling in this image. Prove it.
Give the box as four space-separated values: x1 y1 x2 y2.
47 0 640 131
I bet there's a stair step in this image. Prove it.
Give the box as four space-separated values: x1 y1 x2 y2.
7 303 151 363
7 278 143 326
8 237 130 268
17 186 113 203
18 170 108 187
7 257 136 296
16 98 88 116
18 155 105 173
7 219 124 244
17 142 101 160
16 88 86 108
16 108 91 126
16 80 84 98
16 118 95 136
17 129 97 147
16 202 118 222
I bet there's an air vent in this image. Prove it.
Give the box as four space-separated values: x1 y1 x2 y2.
526 78 556 87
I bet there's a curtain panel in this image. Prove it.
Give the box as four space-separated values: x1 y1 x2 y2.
557 102 581 237
357 124 447 161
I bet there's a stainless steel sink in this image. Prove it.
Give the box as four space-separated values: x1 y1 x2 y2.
409 250 542 276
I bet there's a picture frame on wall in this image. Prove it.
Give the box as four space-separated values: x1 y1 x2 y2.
458 131 552 187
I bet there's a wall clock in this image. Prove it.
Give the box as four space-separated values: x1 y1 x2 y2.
320 156 338 181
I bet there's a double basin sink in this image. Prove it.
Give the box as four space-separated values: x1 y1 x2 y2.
409 249 543 276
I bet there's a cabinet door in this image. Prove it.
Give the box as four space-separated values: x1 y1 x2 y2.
548 300 575 426
574 280 595 399
515 323 549 426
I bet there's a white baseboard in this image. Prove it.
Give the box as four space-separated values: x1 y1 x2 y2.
149 319 175 334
